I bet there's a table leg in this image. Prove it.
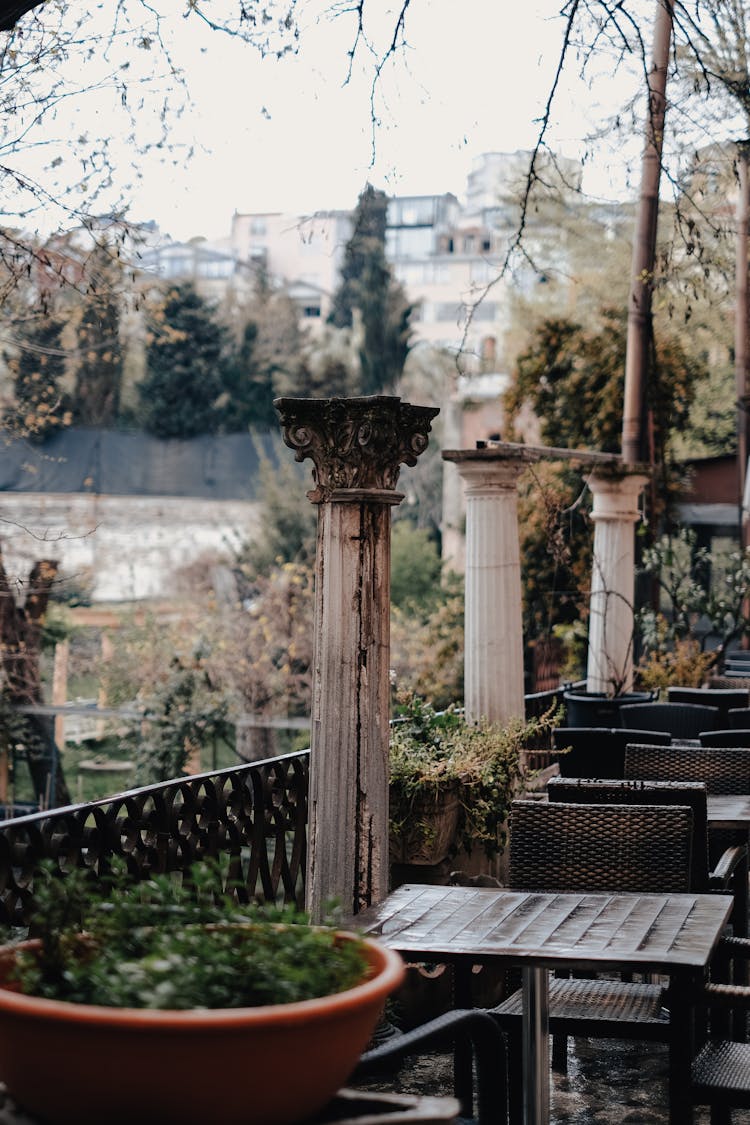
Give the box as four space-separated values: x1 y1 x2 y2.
667 973 695 1125
522 966 550 1125
452 961 474 1115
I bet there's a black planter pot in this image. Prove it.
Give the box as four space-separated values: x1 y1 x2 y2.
562 690 656 729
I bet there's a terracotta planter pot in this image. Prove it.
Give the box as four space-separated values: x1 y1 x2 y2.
0 934 404 1125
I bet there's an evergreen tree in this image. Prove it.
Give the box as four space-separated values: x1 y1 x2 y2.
329 184 413 395
138 283 226 439
218 320 277 431
73 244 123 427
4 312 71 439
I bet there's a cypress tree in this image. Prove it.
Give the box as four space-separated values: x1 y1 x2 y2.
329 184 413 395
73 245 123 427
139 283 226 439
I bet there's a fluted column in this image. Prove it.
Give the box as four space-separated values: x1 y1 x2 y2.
275 395 439 921
442 448 535 725
586 467 650 695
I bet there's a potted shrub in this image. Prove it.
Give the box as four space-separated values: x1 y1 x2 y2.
389 692 558 865
0 862 404 1125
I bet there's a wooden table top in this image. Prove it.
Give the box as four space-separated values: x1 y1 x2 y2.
707 794 750 828
358 884 733 975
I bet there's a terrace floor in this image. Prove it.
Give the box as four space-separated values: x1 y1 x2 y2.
356 1035 750 1122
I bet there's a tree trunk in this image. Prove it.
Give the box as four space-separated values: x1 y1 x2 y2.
622 0 674 466
0 547 71 808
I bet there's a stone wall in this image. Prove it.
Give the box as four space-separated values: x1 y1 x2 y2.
1 493 261 602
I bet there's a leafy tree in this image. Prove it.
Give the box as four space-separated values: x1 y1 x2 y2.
138 283 226 439
128 650 232 786
72 244 123 427
236 455 317 581
390 523 443 617
3 310 71 439
329 184 413 395
390 572 464 711
220 274 315 425
506 306 705 464
514 460 593 642
506 307 707 651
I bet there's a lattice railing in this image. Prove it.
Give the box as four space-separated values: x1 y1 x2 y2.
0 750 310 929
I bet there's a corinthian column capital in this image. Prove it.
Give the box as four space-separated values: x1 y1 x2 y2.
274 395 439 502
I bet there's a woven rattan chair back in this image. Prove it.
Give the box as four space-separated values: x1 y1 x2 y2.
547 777 710 892
624 742 750 796
508 799 693 894
619 701 722 740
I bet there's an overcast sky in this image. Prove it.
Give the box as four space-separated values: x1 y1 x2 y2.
7 0 652 243
143 0 646 240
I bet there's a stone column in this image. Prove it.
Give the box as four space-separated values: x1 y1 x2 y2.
275 395 439 921
442 447 537 725
586 466 650 695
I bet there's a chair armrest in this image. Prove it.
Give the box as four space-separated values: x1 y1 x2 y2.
702 981 750 1010
709 844 747 887
716 935 750 960
355 1008 507 1125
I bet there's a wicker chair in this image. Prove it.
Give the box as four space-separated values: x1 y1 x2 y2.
668 687 749 725
730 708 750 729
623 742 750 882
619 701 722 740
691 936 750 1123
552 726 670 779
355 1008 508 1124
546 777 747 934
492 799 696 1122
701 730 750 748
624 743 750 796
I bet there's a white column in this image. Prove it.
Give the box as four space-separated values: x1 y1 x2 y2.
443 451 532 726
441 394 466 575
586 469 649 695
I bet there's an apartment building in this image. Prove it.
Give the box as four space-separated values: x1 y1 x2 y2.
229 209 353 323
135 151 608 368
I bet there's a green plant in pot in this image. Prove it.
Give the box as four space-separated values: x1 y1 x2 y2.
0 861 404 1125
389 692 558 865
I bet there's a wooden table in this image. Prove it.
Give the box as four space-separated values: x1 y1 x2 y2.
707 794 750 830
357 883 733 1125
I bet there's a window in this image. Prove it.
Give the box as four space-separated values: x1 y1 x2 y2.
161 253 190 278
435 302 462 323
250 218 267 236
470 302 498 322
302 305 321 318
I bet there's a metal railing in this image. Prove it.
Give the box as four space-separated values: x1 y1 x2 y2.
0 749 310 930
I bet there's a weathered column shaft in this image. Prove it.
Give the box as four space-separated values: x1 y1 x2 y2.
586 470 649 695
443 451 531 726
309 491 396 920
275 396 438 922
